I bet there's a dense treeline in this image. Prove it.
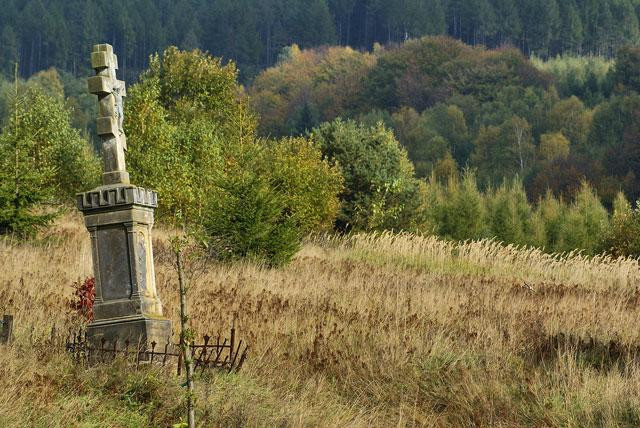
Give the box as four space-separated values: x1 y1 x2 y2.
2 0 640 82
4 41 640 261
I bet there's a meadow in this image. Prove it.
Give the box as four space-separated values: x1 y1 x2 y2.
2 215 640 427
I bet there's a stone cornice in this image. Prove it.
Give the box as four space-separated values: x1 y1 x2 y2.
77 185 158 212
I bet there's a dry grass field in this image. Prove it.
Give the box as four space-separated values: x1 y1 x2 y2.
2 214 640 427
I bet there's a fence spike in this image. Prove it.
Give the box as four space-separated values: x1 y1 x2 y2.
230 328 235 359
62 322 249 375
235 346 249 372
162 343 169 367
228 340 242 372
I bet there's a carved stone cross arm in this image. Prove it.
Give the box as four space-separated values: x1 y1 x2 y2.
88 44 130 186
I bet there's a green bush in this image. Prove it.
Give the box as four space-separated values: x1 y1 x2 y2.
258 137 343 235
310 119 423 232
486 179 540 247
125 47 255 224
599 192 640 258
422 170 487 241
204 137 342 266
420 172 612 255
562 182 609 254
535 182 609 254
203 170 300 267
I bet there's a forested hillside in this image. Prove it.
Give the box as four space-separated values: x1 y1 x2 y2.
2 0 640 82
3 2 640 258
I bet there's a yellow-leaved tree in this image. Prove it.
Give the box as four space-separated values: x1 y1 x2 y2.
125 47 342 265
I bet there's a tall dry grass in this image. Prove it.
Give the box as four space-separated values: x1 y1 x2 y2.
2 216 640 426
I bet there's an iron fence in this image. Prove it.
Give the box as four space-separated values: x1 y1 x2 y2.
65 328 248 374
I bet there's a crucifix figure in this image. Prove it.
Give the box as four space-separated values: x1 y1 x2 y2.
88 44 130 185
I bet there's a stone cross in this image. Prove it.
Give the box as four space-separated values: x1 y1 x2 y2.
88 44 130 186
78 44 171 350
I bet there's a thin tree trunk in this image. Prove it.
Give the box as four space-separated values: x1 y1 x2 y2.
13 63 19 219
513 121 525 172
177 246 195 428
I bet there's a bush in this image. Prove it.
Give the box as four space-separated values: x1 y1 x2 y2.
535 182 609 254
423 170 487 241
421 173 611 255
486 179 539 247
204 137 343 266
203 170 301 267
258 137 343 235
69 277 96 323
599 192 640 258
310 119 423 232
563 182 609 254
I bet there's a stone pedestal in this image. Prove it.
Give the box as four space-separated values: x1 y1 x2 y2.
77 184 172 348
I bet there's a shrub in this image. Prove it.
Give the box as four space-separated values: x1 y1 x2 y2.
203 136 342 266
423 170 487 241
310 119 423 232
125 47 255 225
203 170 301 267
563 181 609 254
258 137 343 235
486 179 535 246
69 277 96 323
599 192 640 258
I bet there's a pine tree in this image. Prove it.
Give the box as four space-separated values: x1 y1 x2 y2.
490 0 521 46
0 83 56 236
557 0 583 54
519 0 560 56
0 26 19 78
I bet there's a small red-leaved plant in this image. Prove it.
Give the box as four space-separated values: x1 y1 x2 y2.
70 277 96 322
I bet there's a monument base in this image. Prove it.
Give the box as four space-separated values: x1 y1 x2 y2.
87 315 172 349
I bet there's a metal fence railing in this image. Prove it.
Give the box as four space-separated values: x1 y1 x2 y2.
65 328 248 374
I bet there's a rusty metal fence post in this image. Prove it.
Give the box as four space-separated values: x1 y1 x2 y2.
0 315 13 344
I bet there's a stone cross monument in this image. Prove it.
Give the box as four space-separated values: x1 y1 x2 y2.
77 44 171 348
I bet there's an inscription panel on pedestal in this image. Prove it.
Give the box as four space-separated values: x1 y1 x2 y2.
136 231 148 295
97 226 132 300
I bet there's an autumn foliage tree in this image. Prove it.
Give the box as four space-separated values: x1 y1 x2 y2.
126 47 341 265
250 44 375 136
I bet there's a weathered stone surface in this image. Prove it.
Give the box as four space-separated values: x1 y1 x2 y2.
79 194 166 318
97 226 131 300
77 184 157 212
87 316 172 349
89 43 129 186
